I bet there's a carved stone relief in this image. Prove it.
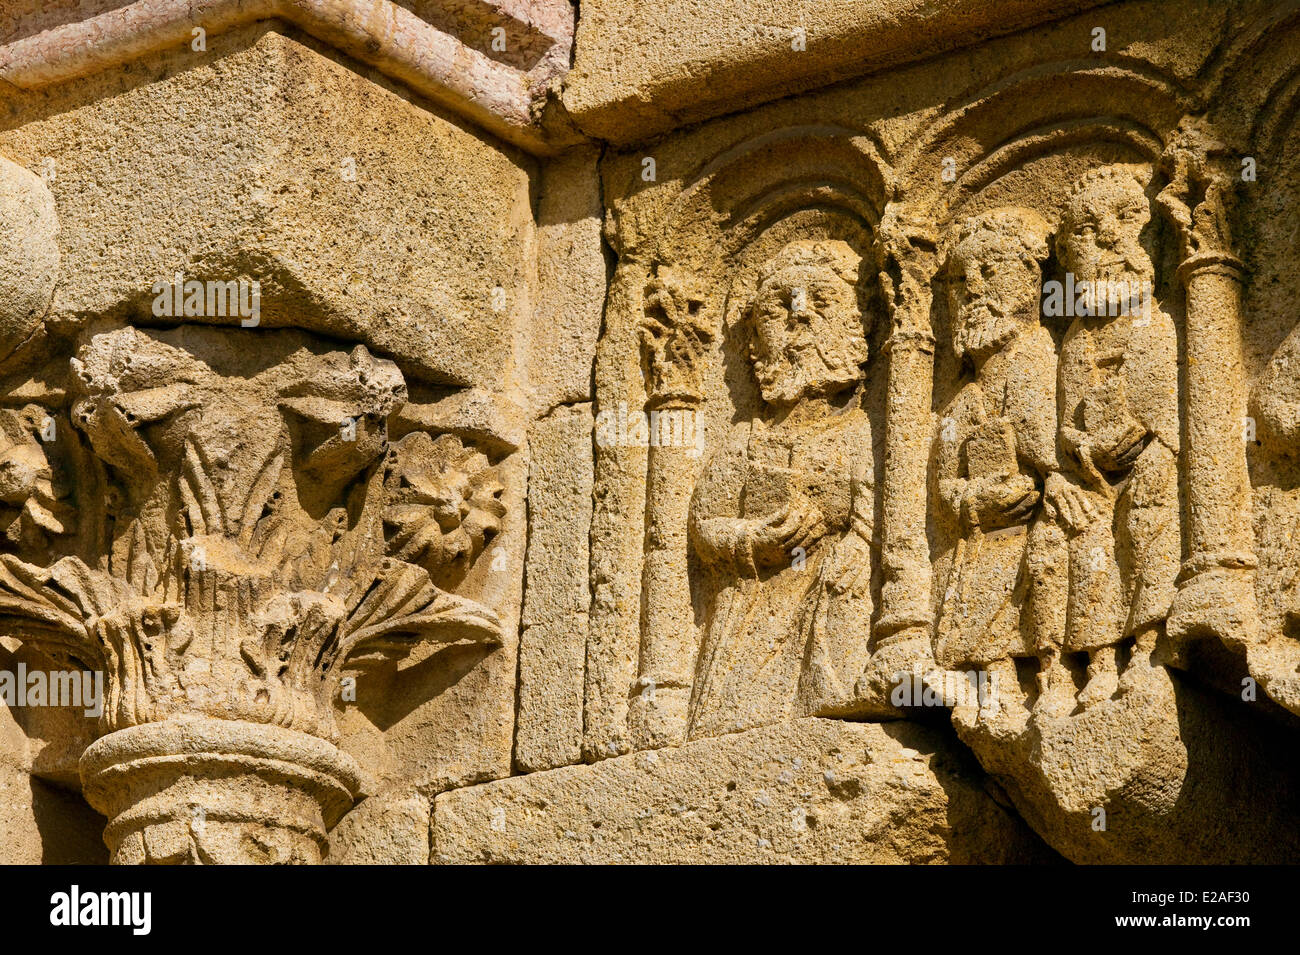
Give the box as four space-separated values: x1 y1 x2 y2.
687 238 877 738
0 318 511 861
9 0 1300 870
933 208 1061 706
578 0 1300 866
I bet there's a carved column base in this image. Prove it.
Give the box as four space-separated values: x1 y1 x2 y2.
1168 559 1261 650
80 718 363 865
852 631 936 717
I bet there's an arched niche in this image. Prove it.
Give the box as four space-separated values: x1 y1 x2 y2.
585 126 894 754
835 61 1197 713
647 128 890 463
1204 5 1300 387
877 59 1190 422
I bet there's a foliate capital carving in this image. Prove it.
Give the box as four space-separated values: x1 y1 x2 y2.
0 323 506 742
875 203 939 350
1156 116 1243 275
640 267 713 409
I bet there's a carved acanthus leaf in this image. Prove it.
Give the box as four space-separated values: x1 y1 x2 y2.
640 267 714 407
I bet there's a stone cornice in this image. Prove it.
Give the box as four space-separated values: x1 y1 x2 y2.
563 0 1125 145
0 0 574 153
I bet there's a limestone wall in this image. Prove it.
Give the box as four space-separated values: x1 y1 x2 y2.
1 0 1299 865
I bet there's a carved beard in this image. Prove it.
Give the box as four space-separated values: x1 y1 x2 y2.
954 300 1024 367
755 336 860 408
1083 251 1153 294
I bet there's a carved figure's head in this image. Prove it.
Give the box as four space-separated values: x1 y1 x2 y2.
747 239 870 409
945 207 1050 367
1056 163 1156 287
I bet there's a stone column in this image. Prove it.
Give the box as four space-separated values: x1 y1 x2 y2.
629 271 713 749
858 204 940 703
81 718 362 865
0 325 510 863
1157 117 1261 648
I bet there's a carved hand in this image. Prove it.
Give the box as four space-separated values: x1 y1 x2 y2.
964 473 1039 530
1091 419 1149 473
750 497 826 568
1061 426 1106 490
825 528 872 596
1044 471 1099 534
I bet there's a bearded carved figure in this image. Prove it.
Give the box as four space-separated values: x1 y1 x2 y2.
934 208 1071 714
0 320 506 863
1054 164 1180 706
687 239 877 739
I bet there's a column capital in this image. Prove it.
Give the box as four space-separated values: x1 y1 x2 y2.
875 202 940 343
640 267 713 410
1157 115 1244 272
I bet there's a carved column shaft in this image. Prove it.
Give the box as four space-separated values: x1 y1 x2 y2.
629 272 711 748
874 207 939 647
1159 119 1261 646
632 398 700 747
878 327 937 640
1179 256 1254 569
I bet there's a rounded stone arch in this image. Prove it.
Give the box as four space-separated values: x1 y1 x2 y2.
648 124 892 268
1198 3 1300 164
891 59 1192 227
638 123 896 430
857 61 1198 671
638 125 896 538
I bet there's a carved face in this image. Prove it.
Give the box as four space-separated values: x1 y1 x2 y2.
1059 172 1154 286
0 408 74 557
947 234 1040 366
748 242 869 409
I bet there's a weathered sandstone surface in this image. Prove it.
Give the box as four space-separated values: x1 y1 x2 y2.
2 0 1299 865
